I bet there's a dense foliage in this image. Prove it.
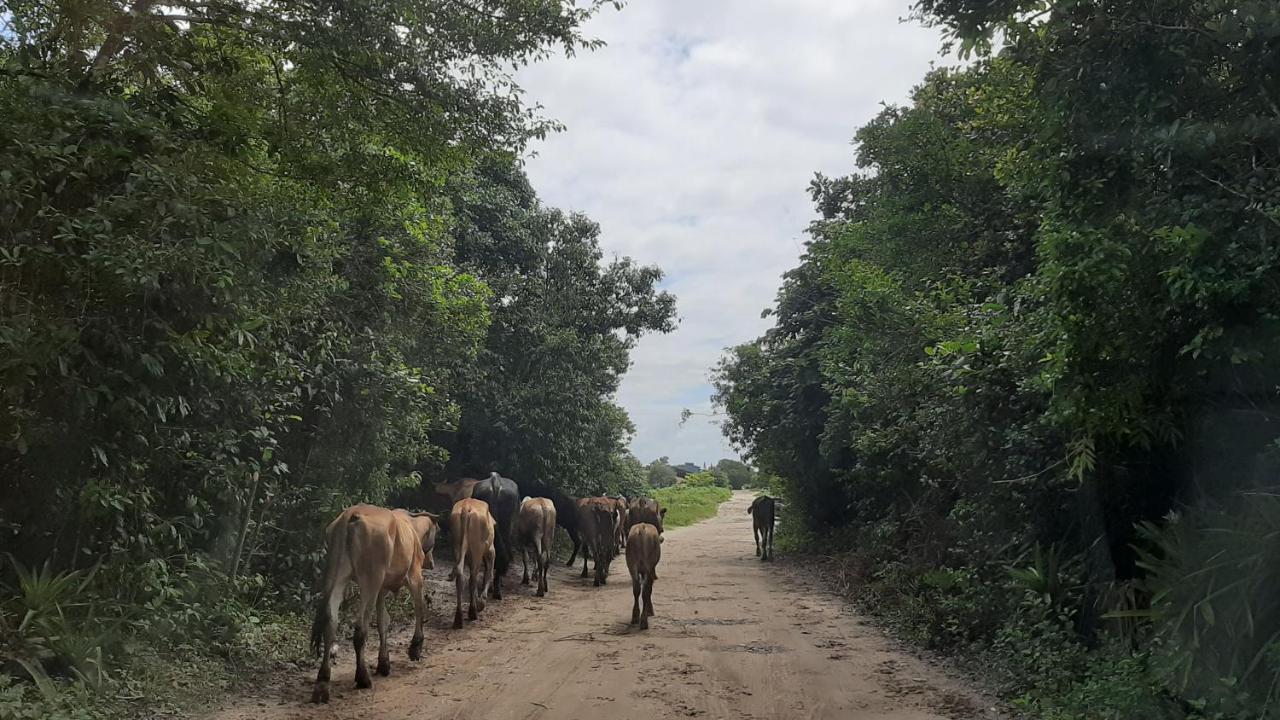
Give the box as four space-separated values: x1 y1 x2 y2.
0 0 672 714
716 1 1280 717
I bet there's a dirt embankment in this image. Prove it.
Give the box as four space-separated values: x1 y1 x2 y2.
209 491 1002 719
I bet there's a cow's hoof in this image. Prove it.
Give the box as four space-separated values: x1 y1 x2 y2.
521 576 530 585
593 577 601 587
408 636 423 661
312 684 330 704
453 613 464 630
630 611 639 625
355 668 372 689
468 606 478 621
536 588 545 597
639 618 649 630
376 657 391 677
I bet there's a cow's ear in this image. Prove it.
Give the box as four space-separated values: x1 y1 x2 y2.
659 508 667 517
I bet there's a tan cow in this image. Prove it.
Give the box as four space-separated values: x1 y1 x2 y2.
611 497 629 556
514 496 556 596
449 498 496 629
429 477 480 511
310 505 438 703
577 496 618 586
626 522 662 630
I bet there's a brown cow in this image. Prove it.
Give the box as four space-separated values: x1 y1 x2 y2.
611 496 629 556
626 496 666 537
310 505 438 703
514 496 556 596
626 522 662 630
748 495 776 561
429 477 480 511
577 497 618 586
448 498 496 629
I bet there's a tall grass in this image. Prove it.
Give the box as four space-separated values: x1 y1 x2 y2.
651 482 732 528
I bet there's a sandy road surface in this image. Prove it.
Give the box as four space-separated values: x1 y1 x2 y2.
210 491 999 720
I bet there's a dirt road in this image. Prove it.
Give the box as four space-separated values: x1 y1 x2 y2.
211 491 999 719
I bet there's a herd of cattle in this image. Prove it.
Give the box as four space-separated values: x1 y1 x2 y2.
307 472 778 704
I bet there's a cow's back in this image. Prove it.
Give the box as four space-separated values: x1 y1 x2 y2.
751 496 776 527
627 497 664 534
330 504 421 592
626 522 661 573
516 497 555 540
450 498 494 567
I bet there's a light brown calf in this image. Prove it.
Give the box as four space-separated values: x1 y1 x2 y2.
310 505 438 703
626 522 662 630
514 496 556 596
449 498 496 629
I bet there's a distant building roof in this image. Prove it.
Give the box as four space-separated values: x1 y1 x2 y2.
673 462 702 476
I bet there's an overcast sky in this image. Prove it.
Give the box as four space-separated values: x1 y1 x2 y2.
517 1 946 468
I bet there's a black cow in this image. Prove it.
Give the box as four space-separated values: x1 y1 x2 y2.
520 480 585 567
471 472 519 599
748 495 776 561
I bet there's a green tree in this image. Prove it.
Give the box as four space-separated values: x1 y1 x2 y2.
0 0 661 708
715 4 1280 711
646 457 678 488
434 156 676 495
714 459 756 489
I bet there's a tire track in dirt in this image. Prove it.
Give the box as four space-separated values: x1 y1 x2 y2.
208 491 1002 720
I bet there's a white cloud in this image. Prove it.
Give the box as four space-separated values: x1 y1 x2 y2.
518 0 945 466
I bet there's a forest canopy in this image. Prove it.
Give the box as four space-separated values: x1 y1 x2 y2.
715 1 1280 717
0 0 671 711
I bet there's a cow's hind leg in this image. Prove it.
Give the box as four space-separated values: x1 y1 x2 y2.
408 572 426 660
534 535 546 597
478 548 494 613
352 593 374 689
641 573 655 630
566 528 581 567
593 543 603 587
630 570 642 626
521 544 530 585
453 562 466 629
311 573 347 703
467 566 479 621
375 592 391 677
754 522 761 557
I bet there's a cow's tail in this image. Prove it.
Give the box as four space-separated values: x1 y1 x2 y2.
309 596 329 658
450 509 470 581
310 514 352 657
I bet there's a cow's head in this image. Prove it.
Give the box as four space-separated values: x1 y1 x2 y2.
407 511 440 567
